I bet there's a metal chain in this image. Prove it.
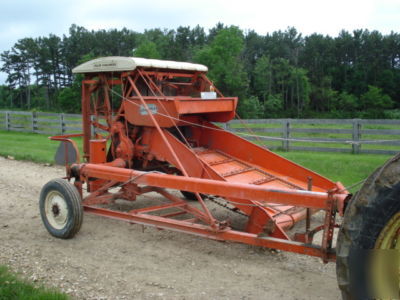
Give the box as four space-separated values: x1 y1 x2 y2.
205 195 248 217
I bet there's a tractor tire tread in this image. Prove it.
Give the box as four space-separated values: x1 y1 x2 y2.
336 154 400 299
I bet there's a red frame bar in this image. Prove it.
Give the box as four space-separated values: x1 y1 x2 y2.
130 202 185 214
83 205 335 261
79 163 342 209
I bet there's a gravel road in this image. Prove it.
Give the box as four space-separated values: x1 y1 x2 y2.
0 156 340 299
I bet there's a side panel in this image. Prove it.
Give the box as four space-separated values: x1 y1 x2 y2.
123 98 238 127
124 99 179 127
197 122 337 192
148 128 221 179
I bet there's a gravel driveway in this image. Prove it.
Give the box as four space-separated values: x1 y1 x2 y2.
0 156 340 299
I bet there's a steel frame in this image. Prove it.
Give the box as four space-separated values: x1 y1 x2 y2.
73 163 339 261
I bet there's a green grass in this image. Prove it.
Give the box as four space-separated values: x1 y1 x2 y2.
0 265 68 300
0 130 82 163
276 151 391 192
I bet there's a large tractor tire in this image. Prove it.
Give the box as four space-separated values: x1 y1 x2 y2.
336 153 400 299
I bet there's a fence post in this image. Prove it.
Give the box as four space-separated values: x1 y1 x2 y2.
90 115 95 137
282 119 291 151
352 119 361 154
60 113 65 135
5 111 10 131
31 111 36 133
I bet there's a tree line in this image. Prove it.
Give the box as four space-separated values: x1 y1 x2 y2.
1 23 399 118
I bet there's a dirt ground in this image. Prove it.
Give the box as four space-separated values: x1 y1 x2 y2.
0 156 340 299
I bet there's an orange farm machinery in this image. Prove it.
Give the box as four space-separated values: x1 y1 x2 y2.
40 57 399 299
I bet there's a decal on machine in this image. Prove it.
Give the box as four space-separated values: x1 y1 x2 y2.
140 104 158 115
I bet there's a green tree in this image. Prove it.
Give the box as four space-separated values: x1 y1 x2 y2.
360 85 393 117
133 41 161 59
1 23 399 117
264 94 284 118
336 92 358 112
253 55 310 116
240 96 264 119
0 85 13 108
194 26 248 103
141 28 174 59
253 55 273 102
57 53 95 113
58 81 81 113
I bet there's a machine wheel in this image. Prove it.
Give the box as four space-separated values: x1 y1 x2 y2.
336 154 400 299
39 178 83 239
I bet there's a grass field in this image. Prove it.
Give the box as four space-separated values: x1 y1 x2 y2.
0 130 82 163
0 130 393 191
0 130 60 163
0 265 67 300
276 151 390 192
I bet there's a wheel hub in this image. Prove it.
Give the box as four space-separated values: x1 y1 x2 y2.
371 212 400 299
44 191 69 230
52 204 60 216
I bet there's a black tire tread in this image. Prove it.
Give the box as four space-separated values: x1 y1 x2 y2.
39 178 83 239
336 153 400 299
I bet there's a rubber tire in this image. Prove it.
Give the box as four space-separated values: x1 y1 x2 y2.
39 178 83 239
336 156 400 299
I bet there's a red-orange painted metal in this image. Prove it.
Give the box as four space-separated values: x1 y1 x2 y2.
50 59 350 262
83 205 335 260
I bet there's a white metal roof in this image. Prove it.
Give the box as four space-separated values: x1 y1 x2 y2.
72 56 208 74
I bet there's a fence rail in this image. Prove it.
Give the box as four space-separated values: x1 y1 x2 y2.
226 119 400 155
1 111 399 155
0 111 82 135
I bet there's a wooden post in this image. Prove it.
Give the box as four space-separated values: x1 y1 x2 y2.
60 113 65 135
5 111 10 131
352 119 361 154
31 111 36 133
90 115 95 137
282 119 290 151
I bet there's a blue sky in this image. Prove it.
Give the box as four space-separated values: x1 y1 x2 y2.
0 0 399 83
